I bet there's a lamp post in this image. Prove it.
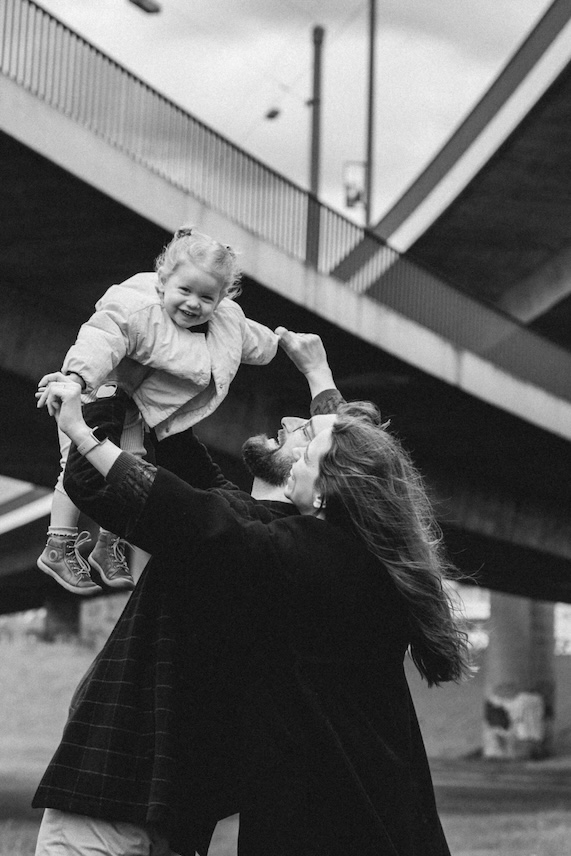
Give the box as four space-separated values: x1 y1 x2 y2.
364 0 376 226
306 25 325 266
309 25 325 196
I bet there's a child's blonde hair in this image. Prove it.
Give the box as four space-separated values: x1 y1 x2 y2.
155 227 242 298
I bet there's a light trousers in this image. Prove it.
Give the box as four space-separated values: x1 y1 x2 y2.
35 808 178 856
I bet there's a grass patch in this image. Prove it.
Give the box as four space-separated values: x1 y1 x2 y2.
440 811 571 856
0 819 41 856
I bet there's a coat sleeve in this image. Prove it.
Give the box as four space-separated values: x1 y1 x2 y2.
62 390 266 549
310 389 346 415
65 445 258 562
153 427 242 492
61 308 131 391
60 289 160 390
123 466 249 556
239 315 279 365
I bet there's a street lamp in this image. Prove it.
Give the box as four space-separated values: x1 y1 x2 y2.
127 0 161 13
343 161 366 209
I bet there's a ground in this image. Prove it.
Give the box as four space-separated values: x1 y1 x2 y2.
2 638 571 855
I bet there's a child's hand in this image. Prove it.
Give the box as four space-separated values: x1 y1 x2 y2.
36 372 80 409
275 327 328 375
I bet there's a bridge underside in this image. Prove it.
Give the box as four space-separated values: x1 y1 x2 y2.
376 37 571 347
2 130 571 609
407 61 571 345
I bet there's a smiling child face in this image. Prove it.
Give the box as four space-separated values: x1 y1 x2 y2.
158 259 224 328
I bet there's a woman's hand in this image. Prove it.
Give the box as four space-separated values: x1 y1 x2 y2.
37 382 123 477
36 381 87 439
36 371 82 409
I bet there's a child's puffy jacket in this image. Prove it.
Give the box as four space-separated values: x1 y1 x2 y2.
62 272 278 438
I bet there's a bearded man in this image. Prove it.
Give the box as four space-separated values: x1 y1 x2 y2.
34 328 344 856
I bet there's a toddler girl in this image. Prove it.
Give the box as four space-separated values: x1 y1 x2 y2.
36 227 278 594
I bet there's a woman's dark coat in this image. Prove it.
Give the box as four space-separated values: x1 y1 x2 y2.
33 392 450 856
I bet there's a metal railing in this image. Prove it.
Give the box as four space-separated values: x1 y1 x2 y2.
3 0 571 403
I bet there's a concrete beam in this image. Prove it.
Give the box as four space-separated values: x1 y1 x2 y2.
496 243 571 322
431 472 571 563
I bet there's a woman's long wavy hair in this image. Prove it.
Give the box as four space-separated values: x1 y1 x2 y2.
315 401 471 686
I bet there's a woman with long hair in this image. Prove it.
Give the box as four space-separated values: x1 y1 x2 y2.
34 384 470 856
315 400 470 687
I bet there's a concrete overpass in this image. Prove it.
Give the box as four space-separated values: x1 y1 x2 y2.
374 0 571 344
2 0 571 612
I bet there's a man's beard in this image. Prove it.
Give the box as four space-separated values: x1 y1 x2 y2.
241 434 293 486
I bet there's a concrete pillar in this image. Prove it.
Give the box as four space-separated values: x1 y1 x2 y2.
483 590 555 759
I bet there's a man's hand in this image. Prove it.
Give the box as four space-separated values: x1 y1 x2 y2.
275 327 336 397
275 328 328 374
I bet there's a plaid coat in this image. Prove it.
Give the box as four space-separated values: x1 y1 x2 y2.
33 389 299 852
33 390 450 856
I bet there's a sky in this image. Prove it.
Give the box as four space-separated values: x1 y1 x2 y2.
33 0 554 224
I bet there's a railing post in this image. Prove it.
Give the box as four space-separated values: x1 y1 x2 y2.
305 192 320 268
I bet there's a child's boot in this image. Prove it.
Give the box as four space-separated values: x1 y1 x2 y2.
37 531 101 595
88 530 135 590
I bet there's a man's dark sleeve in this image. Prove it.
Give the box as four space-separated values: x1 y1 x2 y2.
310 388 345 415
152 428 241 492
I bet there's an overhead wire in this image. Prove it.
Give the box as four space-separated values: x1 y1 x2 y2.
237 0 368 146
154 0 368 161
162 0 316 132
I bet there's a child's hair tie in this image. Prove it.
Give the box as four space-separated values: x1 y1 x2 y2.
174 227 193 239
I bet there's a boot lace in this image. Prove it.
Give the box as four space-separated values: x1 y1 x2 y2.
64 531 93 581
107 536 130 578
